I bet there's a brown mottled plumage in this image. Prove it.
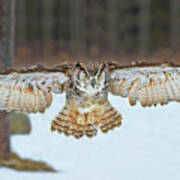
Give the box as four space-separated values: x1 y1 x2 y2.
0 61 180 139
51 98 122 139
51 61 122 138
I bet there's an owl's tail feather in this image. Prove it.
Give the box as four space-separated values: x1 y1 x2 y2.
51 102 122 139
99 104 122 133
51 110 98 139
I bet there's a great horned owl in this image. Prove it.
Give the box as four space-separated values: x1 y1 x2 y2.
0 61 180 139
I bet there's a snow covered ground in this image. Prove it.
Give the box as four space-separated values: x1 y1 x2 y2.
1 93 180 180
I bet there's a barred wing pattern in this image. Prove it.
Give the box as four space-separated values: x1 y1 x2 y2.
110 62 180 107
0 65 68 113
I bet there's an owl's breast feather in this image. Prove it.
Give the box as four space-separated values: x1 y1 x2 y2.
78 104 97 113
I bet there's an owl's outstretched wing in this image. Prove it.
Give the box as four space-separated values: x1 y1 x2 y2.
0 64 69 113
109 61 180 107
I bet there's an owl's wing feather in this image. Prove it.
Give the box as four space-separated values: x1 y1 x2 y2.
109 62 180 107
0 65 69 113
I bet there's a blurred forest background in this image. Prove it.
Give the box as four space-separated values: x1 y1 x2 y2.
15 0 180 67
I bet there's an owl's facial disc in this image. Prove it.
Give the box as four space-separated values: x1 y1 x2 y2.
73 62 108 96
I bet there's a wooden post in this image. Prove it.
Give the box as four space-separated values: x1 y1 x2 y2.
0 0 15 159
0 111 10 159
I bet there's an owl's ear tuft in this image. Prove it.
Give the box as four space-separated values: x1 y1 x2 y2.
101 62 106 69
75 62 83 68
75 61 81 67
70 62 82 78
74 62 86 72
98 62 107 74
71 62 81 74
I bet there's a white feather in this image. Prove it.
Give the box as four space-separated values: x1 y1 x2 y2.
78 104 96 113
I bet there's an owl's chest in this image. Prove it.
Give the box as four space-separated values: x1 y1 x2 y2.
74 96 102 107
69 97 106 115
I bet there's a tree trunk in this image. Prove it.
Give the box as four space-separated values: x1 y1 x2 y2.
138 0 151 55
170 0 180 51
0 0 15 159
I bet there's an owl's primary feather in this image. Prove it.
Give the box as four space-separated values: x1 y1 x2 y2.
0 65 69 113
109 62 180 107
0 61 180 139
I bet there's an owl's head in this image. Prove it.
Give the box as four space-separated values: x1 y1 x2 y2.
71 61 109 96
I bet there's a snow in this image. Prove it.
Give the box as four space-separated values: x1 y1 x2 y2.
1 93 180 180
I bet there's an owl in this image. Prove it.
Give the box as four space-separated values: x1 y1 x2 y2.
0 61 180 139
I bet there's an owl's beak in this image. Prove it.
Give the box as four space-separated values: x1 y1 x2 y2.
91 80 95 88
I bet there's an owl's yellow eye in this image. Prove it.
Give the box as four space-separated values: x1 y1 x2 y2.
98 74 103 79
83 74 89 79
